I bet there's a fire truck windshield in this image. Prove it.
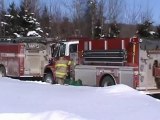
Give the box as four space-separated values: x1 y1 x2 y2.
51 43 66 57
59 43 66 56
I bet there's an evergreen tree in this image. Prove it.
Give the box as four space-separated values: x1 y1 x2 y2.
137 20 154 38
4 2 20 37
19 1 43 37
107 22 120 38
22 11 42 37
18 1 29 36
1 1 43 38
0 8 6 37
94 19 102 39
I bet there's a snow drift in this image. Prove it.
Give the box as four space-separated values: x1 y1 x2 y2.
0 77 160 120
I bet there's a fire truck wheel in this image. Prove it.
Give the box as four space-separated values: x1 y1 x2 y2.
101 75 115 87
0 66 6 77
44 73 55 84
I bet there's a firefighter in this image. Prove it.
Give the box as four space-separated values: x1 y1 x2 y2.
55 56 71 85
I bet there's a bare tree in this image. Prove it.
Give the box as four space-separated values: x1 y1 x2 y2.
21 0 40 18
31 0 40 18
140 1 153 23
105 0 124 23
124 0 142 24
72 0 84 32
65 0 87 36
96 0 106 36
66 0 106 38
41 5 50 37
22 0 31 12
0 0 4 11
0 0 5 37
89 0 96 38
48 0 63 39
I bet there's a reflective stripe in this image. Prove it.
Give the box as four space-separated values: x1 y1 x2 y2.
68 61 71 65
55 64 67 67
55 72 67 78
55 72 67 75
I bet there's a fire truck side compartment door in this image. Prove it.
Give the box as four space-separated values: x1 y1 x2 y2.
75 65 97 86
24 43 47 76
119 68 134 88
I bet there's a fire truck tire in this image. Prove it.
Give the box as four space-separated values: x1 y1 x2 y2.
0 66 6 77
44 73 55 84
101 75 115 87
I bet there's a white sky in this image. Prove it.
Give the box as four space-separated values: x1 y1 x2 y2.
0 77 160 120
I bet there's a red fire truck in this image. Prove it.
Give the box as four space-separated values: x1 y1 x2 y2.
43 37 160 94
0 37 50 78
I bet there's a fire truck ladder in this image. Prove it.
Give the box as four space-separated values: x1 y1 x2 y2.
83 50 127 66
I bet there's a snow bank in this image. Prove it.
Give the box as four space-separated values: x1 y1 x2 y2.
0 111 87 120
0 77 160 120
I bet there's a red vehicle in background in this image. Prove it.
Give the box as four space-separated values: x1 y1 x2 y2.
0 37 50 78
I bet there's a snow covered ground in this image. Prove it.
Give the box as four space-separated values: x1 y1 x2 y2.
0 77 160 120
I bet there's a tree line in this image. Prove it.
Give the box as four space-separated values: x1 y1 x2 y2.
0 0 160 40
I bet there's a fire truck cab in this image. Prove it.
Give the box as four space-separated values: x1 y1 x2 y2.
43 39 79 83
